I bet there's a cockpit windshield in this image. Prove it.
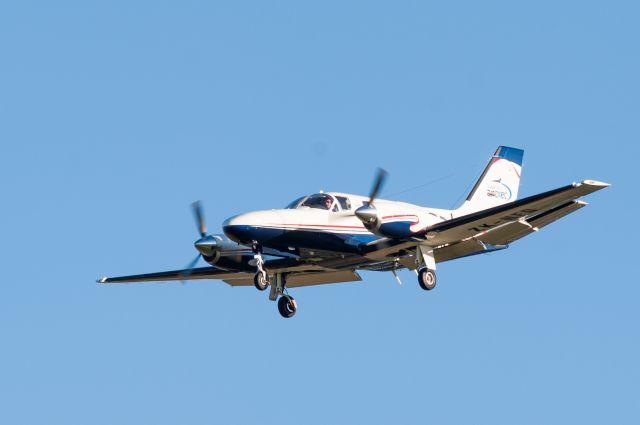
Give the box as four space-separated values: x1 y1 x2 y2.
300 194 335 210
285 196 306 209
285 194 345 211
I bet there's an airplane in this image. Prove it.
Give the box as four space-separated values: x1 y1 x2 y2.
98 146 609 318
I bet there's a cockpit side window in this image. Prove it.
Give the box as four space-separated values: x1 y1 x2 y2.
300 194 335 210
285 196 306 209
336 196 351 210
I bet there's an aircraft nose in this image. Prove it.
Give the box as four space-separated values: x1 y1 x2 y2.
222 211 283 245
222 213 256 243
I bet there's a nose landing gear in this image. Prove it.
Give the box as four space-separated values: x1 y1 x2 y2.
252 244 270 291
253 270 269 291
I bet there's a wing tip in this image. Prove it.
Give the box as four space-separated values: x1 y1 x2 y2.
582 179 611 188
97 276 108 284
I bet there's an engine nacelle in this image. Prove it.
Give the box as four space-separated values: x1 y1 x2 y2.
195 234 255 271
355 205 425 239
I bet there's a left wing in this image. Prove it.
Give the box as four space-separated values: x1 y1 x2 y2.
98 264 362 288
98 266 252 285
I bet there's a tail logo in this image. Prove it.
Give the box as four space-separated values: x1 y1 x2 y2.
486 178 512 201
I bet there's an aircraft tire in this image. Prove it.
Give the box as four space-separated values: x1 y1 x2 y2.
418 268 437 291
254 271 269 291
277 295 297 318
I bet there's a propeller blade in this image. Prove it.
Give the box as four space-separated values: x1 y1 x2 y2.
191 200 206 237
368 168 388 205
179 254 201 283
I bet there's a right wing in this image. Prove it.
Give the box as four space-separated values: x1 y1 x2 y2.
433 199 588 262
360 180 608 266
423 180 609 246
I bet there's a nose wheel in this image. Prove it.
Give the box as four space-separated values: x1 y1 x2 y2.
417 268 437 290
253 271 269 291
277 294 297 318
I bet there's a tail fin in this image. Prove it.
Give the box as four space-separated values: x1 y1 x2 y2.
457 146 524 214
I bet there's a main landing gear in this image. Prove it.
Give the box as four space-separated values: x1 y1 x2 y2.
417 268 437 290
270 273 296 318
416 245 437 291
253 245 297 318
277 294 297 318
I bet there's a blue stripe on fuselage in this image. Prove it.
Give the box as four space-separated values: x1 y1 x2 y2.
223 224 379 253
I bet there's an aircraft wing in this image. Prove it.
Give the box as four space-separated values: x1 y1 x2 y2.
359 180 607 267
422 180 609 246
98 264 362 288
97 266 253 284
433 199 588 262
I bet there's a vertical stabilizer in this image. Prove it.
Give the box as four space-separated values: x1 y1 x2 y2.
457 146 524 215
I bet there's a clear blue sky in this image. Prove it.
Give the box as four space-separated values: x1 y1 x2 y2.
1 1 638 424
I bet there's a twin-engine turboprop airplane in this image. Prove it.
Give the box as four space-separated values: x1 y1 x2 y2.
98 146 609 318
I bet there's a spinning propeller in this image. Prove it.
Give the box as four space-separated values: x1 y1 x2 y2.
355 168 388 227
180 201 218 279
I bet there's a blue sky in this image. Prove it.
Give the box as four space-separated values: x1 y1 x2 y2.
1 1 638 424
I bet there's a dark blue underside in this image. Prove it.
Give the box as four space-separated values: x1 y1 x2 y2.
378 221 414 238
223 225 379 254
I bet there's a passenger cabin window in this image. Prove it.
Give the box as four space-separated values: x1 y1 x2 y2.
336 196 351 210
299 194 336 211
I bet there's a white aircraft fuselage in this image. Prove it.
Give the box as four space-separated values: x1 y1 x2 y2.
223 192 451 255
